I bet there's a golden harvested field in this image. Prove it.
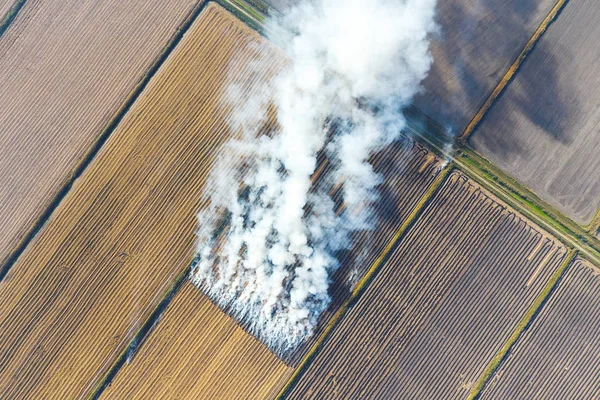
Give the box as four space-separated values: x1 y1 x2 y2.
100 282 293 399
481 258 600 399
469 0 600 224
0 0 202 274
413 0 556 134
0 4 282 398
93 139 442 397
285 171 567 399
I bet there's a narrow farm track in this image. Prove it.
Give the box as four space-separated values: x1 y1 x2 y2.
459 0 569 141
414 0 557 134
481 258 600 399
0 0 204 278
0 4 284 398
99 282 294 399
285 171 567 399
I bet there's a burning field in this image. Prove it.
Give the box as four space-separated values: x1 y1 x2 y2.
191 0 438 354
1 0 598 398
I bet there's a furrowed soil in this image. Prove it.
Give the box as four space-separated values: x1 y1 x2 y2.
285 171 567 399
469 0 600 224
0 4 284 398
481 258 600 399
284 139 443 365
95 127 446 400
0 0 201 273
412 0 556 134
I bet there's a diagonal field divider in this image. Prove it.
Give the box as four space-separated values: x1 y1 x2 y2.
276 163 454 399
0 0 26 37
467 248 577 399
459 0 570 141
0 0 208 282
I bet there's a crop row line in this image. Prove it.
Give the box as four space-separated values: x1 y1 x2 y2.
89 255 194 399
405 122 600 266
0 0 210 282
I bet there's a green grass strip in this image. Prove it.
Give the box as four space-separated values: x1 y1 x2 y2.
467 248 577 400
216 0 266 34
0 0 27 37
276 163 454 399
456 147 600 263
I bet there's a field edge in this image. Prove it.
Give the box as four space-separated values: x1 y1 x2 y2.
275 163 454 399
467 248 577 400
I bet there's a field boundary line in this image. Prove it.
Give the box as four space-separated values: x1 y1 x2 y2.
0 0 210 282
459 0 570 141
467 248 577 399
404 122 600 267
275 163 454 399
89 256 194 399
0 0 26 37
587 208 600 235
216 0 267 35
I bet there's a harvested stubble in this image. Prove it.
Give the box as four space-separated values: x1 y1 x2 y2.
481 258 600 399
100 282 294 399
0 4 284 398
469 0 600 224
97 139 445 397
285 171 567 399
0 0 202 273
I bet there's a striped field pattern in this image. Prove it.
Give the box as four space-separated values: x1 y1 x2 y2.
0 0 203 274
285 171 567 399
0 4 285 398
99 282 294 399
482 258 600 399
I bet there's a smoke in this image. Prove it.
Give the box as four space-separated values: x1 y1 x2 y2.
191 0 437 353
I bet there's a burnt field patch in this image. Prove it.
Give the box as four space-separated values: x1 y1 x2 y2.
0 4 284 398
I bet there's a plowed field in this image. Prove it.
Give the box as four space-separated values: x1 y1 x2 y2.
285 171 567 399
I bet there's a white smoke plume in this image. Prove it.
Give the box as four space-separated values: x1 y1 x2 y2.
191 0 437 353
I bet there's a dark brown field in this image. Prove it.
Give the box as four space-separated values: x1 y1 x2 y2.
413 0 555 135
469 0 600 224
481 258 600 399
0 4 284 398
285 171 567 399
0 0 203 272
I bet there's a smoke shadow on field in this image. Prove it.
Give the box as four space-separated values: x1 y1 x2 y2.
283 137 438 366
469 38 579 159
414 0 574 143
